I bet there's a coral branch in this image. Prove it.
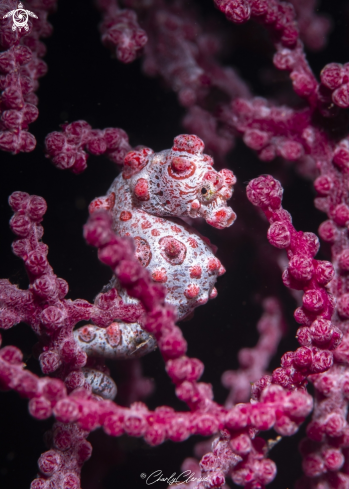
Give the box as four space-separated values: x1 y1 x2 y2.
45 120 131 173
96 0 148 63
0 0 57 153
247 175 339 392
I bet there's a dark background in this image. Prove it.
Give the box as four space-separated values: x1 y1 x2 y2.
0 1 349 488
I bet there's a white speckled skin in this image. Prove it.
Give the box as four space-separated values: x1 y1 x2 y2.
81 368 117 400
74 322 157 359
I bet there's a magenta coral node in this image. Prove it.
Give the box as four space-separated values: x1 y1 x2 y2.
158 330 187 359
250 405 276 431
42 378 66 403
309 319 333 345
167 416 190 442
243 129 270 151
225 404 249 429
230 433 251 455
27 196 47 221
63 473 80 489
0 345 23 364
338 250 349 271
30 479 47 489
333 203 349 226
39 351 62 374
302 289 325 312
16 372 39 397
53 399 79 423
291 72 316 97
250 0 268 16
29 397 53 420
288 256 314 281
224 1 251 24
40 306 65 330
324 413 346 437
53 427 72 451
103 414 124 437
144 424 166 446
293 347 313 368
337 293 349 318
320 63 344 90
333 83 349 108
193 413 220 436
302 453 325 477
278 140 304 161
123 412 147 437
318 220 338 243
322 448 345 471
8 191 30 211
83 212 113 247
246 175 283 209
38 450 61 476
76 440 93 463
10 213 31 237
315 261 335 285
25 250 49 275
311 350 333 373
77 405 99 431
333 143 349 170
166 356 204 383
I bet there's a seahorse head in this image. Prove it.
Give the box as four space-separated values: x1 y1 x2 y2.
122 135 236 229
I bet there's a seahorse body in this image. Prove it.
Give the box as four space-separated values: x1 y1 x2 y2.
90 134 237 320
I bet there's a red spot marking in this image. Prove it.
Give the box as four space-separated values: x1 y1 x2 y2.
78 326 96 343
120 211 132 221
134 236 152 267
214 209 227 221
88 192 115 214
191 200 201 210
159 236 187 265
151 229 160 236
190 265 202 279
208 258 221 273
123 148 153 179
141 221 152 230
152 268 167 283
188 237 198 248
171 225 182 234
106 323 121 347
134 178 150 201
171 157 192 173
185 284 200 299
167 160 196 180
220 168 236 186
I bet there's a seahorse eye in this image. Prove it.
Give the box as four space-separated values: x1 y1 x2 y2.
201 187 208 195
